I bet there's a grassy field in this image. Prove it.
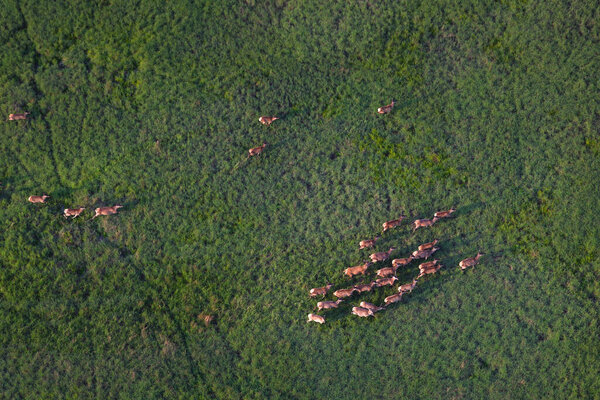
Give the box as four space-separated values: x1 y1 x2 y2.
1 0 599 398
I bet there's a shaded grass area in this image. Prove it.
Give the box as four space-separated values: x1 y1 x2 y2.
0 0 599 398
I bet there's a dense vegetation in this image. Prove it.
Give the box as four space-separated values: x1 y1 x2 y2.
1 0 599 398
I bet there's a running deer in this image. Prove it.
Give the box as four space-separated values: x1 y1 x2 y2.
418 260 440 272
412 247 439 260
64 207 85 218
374 276 398 287
413 217 439 232
307 313 325 324
317 299 343 311
309 283 333 298
354 282 376 293
258 116 278 125
418 239 439 251
382 217 405 232
376 266 396 278
352 306 375 318
459 252 484 270
333 288 357 299
377 100 395 114
417 263 442 279
28 195 49 203
92 205 123 219
9 112 29 120
344 262 371 277
359 237 379 249
434 207 456 218
398 279 418 293
248 143 267 157
392 256 414 268
359 302 385 313
370 247 396 263
384 292 403 306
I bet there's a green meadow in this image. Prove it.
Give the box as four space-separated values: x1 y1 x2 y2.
1 0 599 398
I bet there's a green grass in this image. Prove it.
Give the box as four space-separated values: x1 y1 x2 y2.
1 0 599 398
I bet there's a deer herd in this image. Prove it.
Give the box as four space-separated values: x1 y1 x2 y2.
307 207 485 324
9 106 483 329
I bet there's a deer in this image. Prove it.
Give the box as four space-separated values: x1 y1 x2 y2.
369 247 396 263
359 302 385 313
459 252 484 270
413 217 439 232
92 205 123 219
384 292 403 306
333 288 357 299
418 239 439 251
344 262 371 277
412 247 439 260
382 216 405 232
258 116 279 125
317 299 343 311
9 112 29 120
64 207 85 218
418 260 440 272
374 276 398 287
434 207 456 218
377 100 395 114
309 283 334 298
307 313 325 324
28 195 50 203
248 143 267 157
392 256 414 268
352 306 375 317
417 263 442 279
398 279 418 293
376 265 397 278
354 282 376 293
359 237 379 249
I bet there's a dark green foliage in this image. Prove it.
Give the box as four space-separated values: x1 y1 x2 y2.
1 0 599 398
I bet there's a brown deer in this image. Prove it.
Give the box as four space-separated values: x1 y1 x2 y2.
417 263 442 279
359 237 379 249
413 217 439 232
309 283 333 298
64 207 85 218
377 100 395 114
418 260 440 272
398 279 418 293
92 205 123 219
376 265 398 278
258 116 279 125
248 143 267 157
459 252 484 270
352 306 374 317
412 247 439 260
354 282 376 293
382 216 405 232
28 195 49 203
359 302 385 313
333 288 357 299
317 299 343 311
392 256 414 268
434 207 456 219
344 262 371 277
369 247 396 263
374 276 398 287
307 313 325 324
418 239 439 251
384 292 403 306
9 112 29 120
